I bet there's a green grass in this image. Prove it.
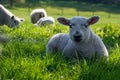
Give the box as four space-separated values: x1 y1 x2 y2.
0 2 120 80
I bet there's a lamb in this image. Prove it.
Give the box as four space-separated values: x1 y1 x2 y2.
46 16 109 60
30 9 47 24
0 4 24 28
34 16 55 26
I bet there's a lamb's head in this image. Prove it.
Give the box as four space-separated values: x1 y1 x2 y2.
57 16 100 43
8 15 24 28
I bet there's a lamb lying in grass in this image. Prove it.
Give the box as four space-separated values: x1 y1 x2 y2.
46 16 109 60
30 9 47 24
0 4 24 28
34 16 55 26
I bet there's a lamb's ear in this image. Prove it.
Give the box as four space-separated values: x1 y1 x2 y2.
57 17 70 26
88 16 100 25
11 16 15 20
20 18 25 22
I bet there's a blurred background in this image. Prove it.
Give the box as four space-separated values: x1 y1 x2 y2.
0 0 120 24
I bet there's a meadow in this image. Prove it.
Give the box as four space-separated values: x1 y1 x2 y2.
0 2 120 80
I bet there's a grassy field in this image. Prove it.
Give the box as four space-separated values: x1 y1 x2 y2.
0 2 120 80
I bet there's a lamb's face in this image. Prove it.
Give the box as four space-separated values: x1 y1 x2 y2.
8 16 24 28
57 16 100 43
30 9 47 24
69 17 91 42
33 13 45 23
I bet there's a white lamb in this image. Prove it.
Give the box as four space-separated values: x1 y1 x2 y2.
46 16 109 60
0 4 24 28
34 16 55 26
30 9 47 24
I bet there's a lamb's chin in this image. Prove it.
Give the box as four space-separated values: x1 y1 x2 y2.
73 38 82 42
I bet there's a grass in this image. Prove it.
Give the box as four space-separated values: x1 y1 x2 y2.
0 2 120 80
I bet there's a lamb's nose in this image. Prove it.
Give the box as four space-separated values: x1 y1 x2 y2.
75 31 79 34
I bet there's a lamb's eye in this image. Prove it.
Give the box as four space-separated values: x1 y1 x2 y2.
72 23 75 26
84 24 88 28
14 21 17 24
69 25 72 28
69 23 75 28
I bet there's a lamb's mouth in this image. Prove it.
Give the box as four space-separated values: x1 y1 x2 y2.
74 38 82 42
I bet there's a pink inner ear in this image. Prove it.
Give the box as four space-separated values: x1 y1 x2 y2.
62 19 68 24
89 18 95 25
88 17 99 25
58 18 69 25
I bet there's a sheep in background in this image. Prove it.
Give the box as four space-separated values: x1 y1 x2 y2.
0 4 24 28
30 9 47 24
34 16 55 26
46 16 108 60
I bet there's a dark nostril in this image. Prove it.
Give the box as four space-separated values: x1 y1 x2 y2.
76 31 79 34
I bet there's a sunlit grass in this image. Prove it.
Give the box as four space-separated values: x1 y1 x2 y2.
0 3 120 80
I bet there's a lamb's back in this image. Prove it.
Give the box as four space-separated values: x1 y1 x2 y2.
93 34 108 57
0 4 12 25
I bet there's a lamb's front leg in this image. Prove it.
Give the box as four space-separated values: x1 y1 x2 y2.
63 43 80 59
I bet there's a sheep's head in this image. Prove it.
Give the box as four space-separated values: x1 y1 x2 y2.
8 15 24 28
57 16 100 43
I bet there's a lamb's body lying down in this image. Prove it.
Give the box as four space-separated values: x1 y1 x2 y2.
0 4 24 28
46 16 108 59
35 16 55 26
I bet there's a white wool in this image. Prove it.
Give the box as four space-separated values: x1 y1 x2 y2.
30 9 47 24
0 4 24 28
46 16 108 60
35 16 55 26
0 4 13 16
